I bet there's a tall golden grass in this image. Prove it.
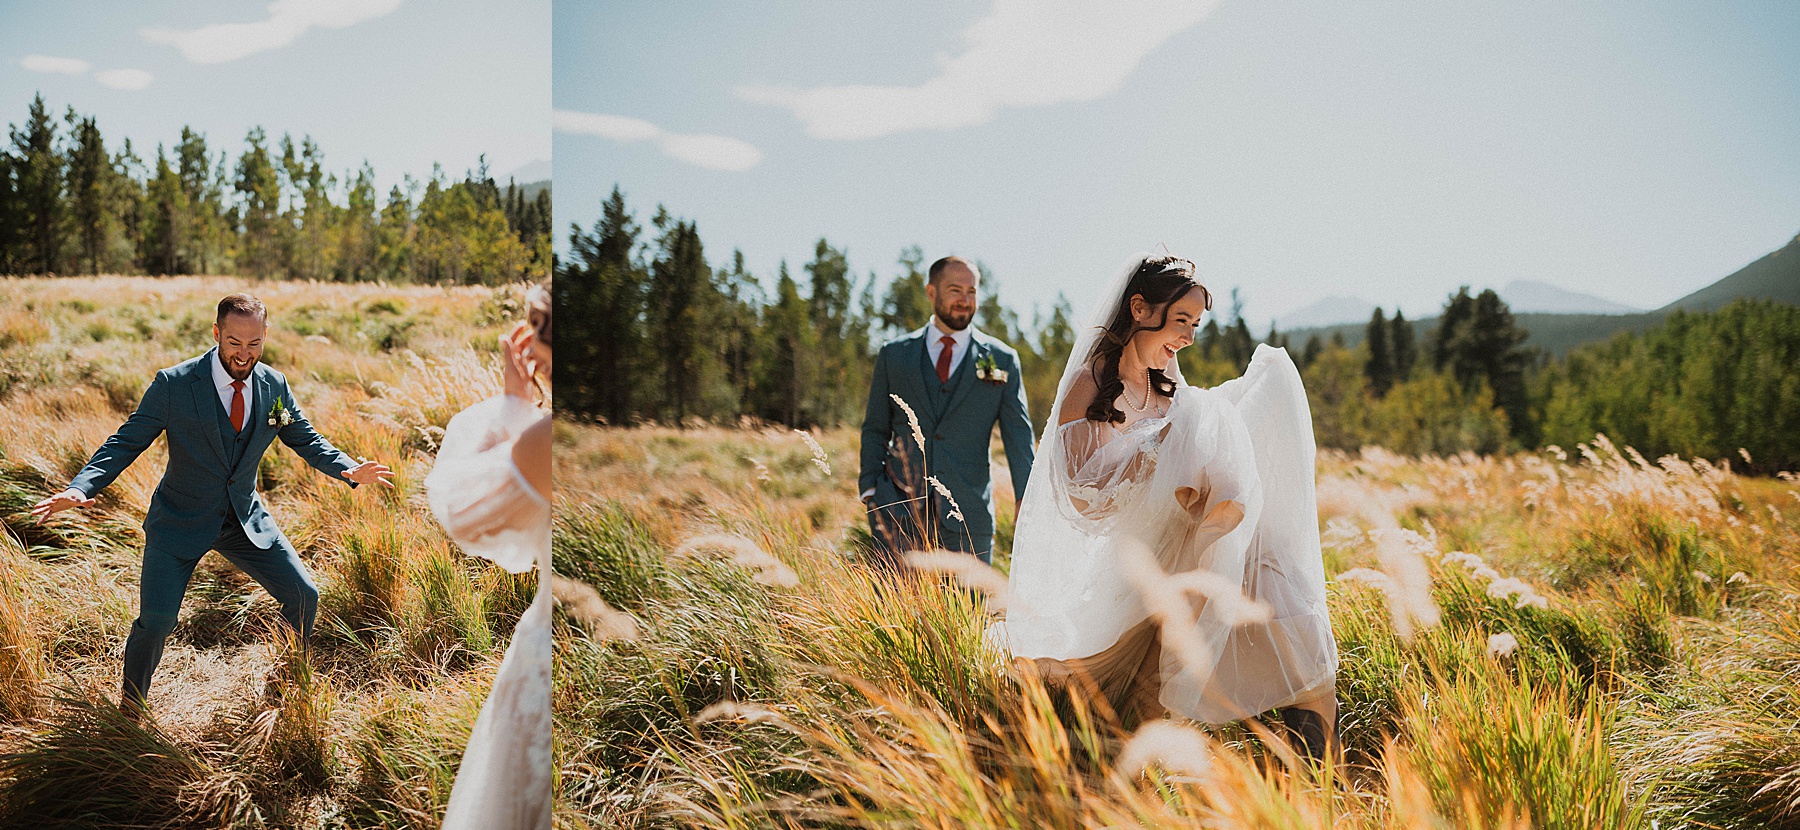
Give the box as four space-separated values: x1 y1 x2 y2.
552 420 1798 828
0 276 535 827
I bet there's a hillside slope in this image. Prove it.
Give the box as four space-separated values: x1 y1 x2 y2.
1658 231 1800 313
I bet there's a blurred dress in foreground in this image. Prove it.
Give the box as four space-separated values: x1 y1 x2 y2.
427 394 552 830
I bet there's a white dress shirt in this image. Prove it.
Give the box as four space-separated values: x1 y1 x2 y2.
211 351 250 433
926 316 973 380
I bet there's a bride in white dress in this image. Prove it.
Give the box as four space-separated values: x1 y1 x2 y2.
1000 254 1338 759
425 280 554 829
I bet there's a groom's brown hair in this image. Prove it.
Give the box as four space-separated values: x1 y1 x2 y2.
927 256 976 286
216 293 267 327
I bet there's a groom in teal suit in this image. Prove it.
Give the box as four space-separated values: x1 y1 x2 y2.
860 256 1035 567
32 293 393 709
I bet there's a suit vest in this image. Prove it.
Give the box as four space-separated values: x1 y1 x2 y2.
920 339 972 419
215 385 255 471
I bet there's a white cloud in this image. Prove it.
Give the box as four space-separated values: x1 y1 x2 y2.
19 55 150 91
738 0 1220 140
555 111 659 143
554 109 762 173
95 69 154 91
142 0 404 64
21 55 91 74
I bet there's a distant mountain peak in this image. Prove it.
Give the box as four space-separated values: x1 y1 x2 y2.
1498 280 1641 315
505 159 551 183
1271 295 1378 331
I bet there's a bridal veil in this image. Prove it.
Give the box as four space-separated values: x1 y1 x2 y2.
1001 253 1337 724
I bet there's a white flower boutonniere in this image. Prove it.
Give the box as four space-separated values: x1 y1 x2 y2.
267 397 295 427
975 353 1008 385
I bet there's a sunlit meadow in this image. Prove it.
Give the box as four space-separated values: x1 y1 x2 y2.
0 276 535 828
552 417 1799 828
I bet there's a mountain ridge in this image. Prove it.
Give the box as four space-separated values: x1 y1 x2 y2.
1281 229 1800 356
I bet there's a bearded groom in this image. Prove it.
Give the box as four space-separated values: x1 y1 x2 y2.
859 256 1035 568
30 293 394 710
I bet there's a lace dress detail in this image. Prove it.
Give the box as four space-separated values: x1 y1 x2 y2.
1004 346 1338 724
426 394 552 830
1054 416 1170 519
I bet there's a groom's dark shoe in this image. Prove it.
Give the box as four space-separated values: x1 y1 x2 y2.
1279 706 1331 764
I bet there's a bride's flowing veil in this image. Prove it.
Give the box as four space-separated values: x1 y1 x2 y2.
1001 252 1336 724
1003 252 1188 656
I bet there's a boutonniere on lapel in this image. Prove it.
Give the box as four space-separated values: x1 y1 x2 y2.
267 397 294 428
974 353 1008 385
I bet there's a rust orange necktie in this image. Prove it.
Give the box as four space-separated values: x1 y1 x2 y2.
229 380 245 432
936 335 955 383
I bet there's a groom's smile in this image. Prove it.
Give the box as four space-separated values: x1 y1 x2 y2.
214 312 267 381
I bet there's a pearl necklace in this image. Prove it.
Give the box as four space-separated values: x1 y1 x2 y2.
1122 369 1154 413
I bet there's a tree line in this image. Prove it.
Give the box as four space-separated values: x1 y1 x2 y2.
0 94 550 284
557 186 1800 473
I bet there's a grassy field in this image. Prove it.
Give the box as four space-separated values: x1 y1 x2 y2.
5 277 1795 828
553 421 1800 828
0 276 537 828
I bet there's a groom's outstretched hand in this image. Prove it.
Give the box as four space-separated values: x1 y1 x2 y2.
341 459 396 488
31 488 95 524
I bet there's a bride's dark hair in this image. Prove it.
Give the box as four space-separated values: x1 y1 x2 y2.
1084 255 1212 423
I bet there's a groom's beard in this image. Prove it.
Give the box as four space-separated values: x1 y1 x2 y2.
937 307 974 331
222 355 259 381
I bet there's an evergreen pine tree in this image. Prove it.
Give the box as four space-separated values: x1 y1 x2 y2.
716 250 764 412
1390 307 1417 380
109 138 146 274
758 262 817 426
1228 316 1254 373
1468 288 1533 441
141 146 188 275
1429 286 1532 443
647 214 711 423
337 163 380 281
1199 318 1221 361
1364 307 1394 396
234 127 282 278
558 186 645 423
175 128 229 274
1300 334 1323 370
1220 288 1255 372
64 111 111 274
11 95 65 274
1432 286 1475 373
376 179 414 281
0 148 20 274
804 238 857 424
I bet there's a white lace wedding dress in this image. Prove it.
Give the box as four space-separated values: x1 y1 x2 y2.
1000 261 1336 726
425 394 552 830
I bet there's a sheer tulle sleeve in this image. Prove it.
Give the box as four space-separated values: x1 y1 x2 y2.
1052 418 1169 522
425 394 551 574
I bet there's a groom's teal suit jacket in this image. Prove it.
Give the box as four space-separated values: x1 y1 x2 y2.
68 348 357 556
860 325 1035 552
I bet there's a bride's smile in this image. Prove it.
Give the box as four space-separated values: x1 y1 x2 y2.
1121 289 1207 390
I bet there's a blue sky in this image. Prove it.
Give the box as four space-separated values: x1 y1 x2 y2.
555 1 1800 330
2 0 550 195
